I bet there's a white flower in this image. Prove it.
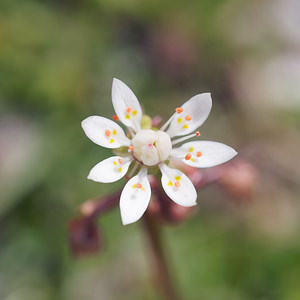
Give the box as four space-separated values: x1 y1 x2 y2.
82 78 237 225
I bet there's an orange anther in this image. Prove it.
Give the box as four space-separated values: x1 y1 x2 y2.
185 115 192 121
174 181 181 188
136 183 142 189
105 129 111 137
113 115 119 121
128 145 133 151
176 107 183 114
195 131 200 136
185 153 192 160
118 158 123 164
196 151 202 157
126 107 132 113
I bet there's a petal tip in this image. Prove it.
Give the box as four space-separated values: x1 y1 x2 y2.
112 77 122 86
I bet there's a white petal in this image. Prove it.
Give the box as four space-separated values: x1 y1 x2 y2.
171 141 237 168
166 93 212 138
112 78 142 132
81 116 131 149
159 164 197 207
120 167 151 225
87 156 132 183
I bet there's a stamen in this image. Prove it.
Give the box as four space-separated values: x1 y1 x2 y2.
160 114 174 132
109 139 114 143
168 180 173 186
185 115 192 121
126 107 132 113
113 161 117 166
118 167 122 172
171 131 200 146
128 145 133 151
105 129 111 137
132 110 137 116
125 114 130 119
175 176 181 181
136 183 142 189
112 129 117 135
127 161 140 178
174 181 181 188
176 107 183 114
196 151 202 157
182 124 188 129
118 158 123 164
177 118 182 123
189 147 194 152
185 153 192 160
113 115 119 121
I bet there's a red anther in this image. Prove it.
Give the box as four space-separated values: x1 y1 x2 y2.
112 115 119 121
185 115 192 121
126 107 132 113
128 145 133 151
118 158 123 164
174 181 181 188
185 153 192 160
136 183 142 189
196 151 202 157
175 107 183 114
105 130 111 137
195 131 200 136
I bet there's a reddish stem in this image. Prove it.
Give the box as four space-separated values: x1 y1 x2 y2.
143 211 181 300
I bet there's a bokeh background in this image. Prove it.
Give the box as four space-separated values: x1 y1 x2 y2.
1 0 300 299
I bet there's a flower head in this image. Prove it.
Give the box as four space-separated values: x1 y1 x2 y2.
82 78 237 225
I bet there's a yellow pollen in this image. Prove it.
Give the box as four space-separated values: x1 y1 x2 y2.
113 161 117 166
105 129 111 137
175 181 181 188
112 129 117 135
191 158 194 162
176 107 183 114
185 115 192 121
118 167 122 172
132 110 137 116
185 153 192 160
168 181 173 186
189 147 194 152
183 124 188 129
126 107 132 113
132 184 137 188
125 114 130 119
177 118 182 123
175 176 181 181
196 151 202 157
109 138 114 143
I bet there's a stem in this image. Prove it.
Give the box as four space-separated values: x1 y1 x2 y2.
143 212 181 300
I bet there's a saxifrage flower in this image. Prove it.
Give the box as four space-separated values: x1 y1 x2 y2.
82 79 237 225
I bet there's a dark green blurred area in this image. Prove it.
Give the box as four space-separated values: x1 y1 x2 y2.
1 0 300 299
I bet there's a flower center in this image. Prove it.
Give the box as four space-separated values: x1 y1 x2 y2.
131 130 172 166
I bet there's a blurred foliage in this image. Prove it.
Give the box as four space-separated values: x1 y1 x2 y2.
0 0 299 299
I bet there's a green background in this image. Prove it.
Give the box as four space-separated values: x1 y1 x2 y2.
1 0 300 299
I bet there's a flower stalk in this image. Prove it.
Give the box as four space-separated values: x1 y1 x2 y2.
143 211 181 300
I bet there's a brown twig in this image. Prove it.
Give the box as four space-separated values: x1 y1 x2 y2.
143 211 181 300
